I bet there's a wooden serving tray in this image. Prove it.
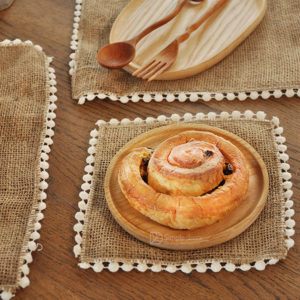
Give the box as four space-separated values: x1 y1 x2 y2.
104 124 269 250
110 0 267 80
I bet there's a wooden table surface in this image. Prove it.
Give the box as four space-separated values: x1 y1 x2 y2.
0 1 299 299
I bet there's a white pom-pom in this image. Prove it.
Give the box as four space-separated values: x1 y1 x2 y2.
21 264 30 275
195 112 205 120
143 94 152 103
183 113 193 121
278 145 287 152
215 93 224 101
41 145 50 154
81 182 91 191
154 94 163 102
84 165 94 173
74 223 83 232
157 115 167 122
39 181 48 190
224 263 236 272
1 291 14 300
34 222 41 231
150 265 162 272
38 201 46 211
178 93 187 102
276 136 286 143
268 258 279 265
121 118 131 125
284 190 293 199
273 90 282 98
97 93 107 99
20 276 30 288
78 97 86 105
285 89 295 98
79 263 90 269
261 91 270 99
285 238 295 249
75 234 82 244
239 264 251 271
41 171 49 180
250 92 259 100
170 114 180 121
231 111 241 119
109 118 119 125
211 262 222 272
136 263 147 272
75 212 85 221
244 110 254 119
282 172 291 181
280 153 289 162
145 117 155 124
256 111 266 120
220 111 230 119
285 209 295 218
254 261 266 271
226 93 235 101
133 117 143 124
91 129 99 137
28 241 37 251
275 127 283 135
108 262 119 272
89 138 98 146
190 93 198 102
73 244 81 257
120 96 129 103
271 116 280 126
24 253 33 263
202 93 211 101
30 231 40 240
285 228 295 237
283 181 292 189
165 265 177 273
93 263 104 272
86 155 95 164
78 200 87 210
195 263 207 273
285 200 294 209
238 92 247 101
37 212 44 221
166 94 175 102
121 263 134 272
285 219 295 228
207 112 216 120
181 264 193 274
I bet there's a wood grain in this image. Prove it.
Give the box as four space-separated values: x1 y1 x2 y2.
105 124 268 250
0 0 299 299
111 0 267 79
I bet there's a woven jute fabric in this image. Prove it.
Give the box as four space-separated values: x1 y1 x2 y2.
81 119 287 265
0 45 49 291
72 0 300 98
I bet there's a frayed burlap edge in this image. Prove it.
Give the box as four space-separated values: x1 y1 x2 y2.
69 0 300 104
73 110 295 274
0 39 58 300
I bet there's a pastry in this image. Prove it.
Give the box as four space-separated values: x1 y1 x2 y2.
118 130 249 230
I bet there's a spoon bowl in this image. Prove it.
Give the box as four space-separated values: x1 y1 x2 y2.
97 42 136 69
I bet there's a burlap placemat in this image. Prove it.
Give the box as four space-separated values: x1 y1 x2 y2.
0 40 57 300
70 0 300 104
74 111 295 273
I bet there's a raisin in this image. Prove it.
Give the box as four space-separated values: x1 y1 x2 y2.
223 163 234 175
204 150 213 157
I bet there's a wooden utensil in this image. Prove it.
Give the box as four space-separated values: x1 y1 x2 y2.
97 0 203 69
133 0 227 81
104 124 269 250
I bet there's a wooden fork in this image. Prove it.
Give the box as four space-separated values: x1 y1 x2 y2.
132 0 228 81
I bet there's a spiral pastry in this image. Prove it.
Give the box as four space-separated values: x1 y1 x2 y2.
118 131 249 230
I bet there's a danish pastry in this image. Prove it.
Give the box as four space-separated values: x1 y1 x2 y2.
118 130 249 229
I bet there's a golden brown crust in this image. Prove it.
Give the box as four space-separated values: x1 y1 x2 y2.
118 131 249 229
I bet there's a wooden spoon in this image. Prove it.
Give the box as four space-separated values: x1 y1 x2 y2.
97 0 204 69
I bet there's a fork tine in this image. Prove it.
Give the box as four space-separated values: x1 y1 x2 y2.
142 62 167 80
135 60 161 78
148 63 170 82
132 59 156 77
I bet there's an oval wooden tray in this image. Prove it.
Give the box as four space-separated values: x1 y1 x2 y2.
110 0 267 80
104 124 269 250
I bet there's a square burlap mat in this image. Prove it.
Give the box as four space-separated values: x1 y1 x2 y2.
70 0 300 103
0 40 57 298
74 112 294 273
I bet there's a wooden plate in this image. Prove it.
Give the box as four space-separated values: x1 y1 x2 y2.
104 124 269 250
110 0 267 80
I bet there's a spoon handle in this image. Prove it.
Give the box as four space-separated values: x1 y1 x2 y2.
176 0 227 44
129 0 188 45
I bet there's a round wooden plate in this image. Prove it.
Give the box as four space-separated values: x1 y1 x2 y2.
110 0 267 80
104 124 269 250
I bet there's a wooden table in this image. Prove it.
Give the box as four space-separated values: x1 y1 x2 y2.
0 1 299 299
